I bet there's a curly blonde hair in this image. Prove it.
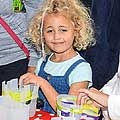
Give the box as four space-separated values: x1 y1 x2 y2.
28 0 95 53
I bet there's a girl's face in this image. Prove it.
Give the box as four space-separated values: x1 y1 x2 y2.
43 13 75 54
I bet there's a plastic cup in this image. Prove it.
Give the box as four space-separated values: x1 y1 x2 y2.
2 96 29 120
0 106 8 120
29 84 38 117
29 98 37 117
0 96 8 120
9 104 29 120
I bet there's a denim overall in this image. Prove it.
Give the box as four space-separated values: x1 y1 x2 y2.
38 55 86 114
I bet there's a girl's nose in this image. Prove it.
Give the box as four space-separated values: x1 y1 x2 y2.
54 32 60 40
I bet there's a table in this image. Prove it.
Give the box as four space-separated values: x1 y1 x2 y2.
30 109 57 120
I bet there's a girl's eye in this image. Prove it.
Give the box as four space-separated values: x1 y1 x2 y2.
60 29 68 32
46 30 53 33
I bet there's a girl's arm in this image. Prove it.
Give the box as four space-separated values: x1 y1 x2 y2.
68 81 89 96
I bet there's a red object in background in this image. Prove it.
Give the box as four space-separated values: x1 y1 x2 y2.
30 109 57 120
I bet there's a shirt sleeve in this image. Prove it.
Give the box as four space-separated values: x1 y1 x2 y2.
35 57 44 75
69 62 92 87
108 95 120 119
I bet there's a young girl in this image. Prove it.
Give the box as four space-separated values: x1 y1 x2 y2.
19 0 95 113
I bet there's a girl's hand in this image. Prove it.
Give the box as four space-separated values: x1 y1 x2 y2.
19 73 42 86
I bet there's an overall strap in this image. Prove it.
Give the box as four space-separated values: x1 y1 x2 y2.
0 16 30 59
64 59 86 78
